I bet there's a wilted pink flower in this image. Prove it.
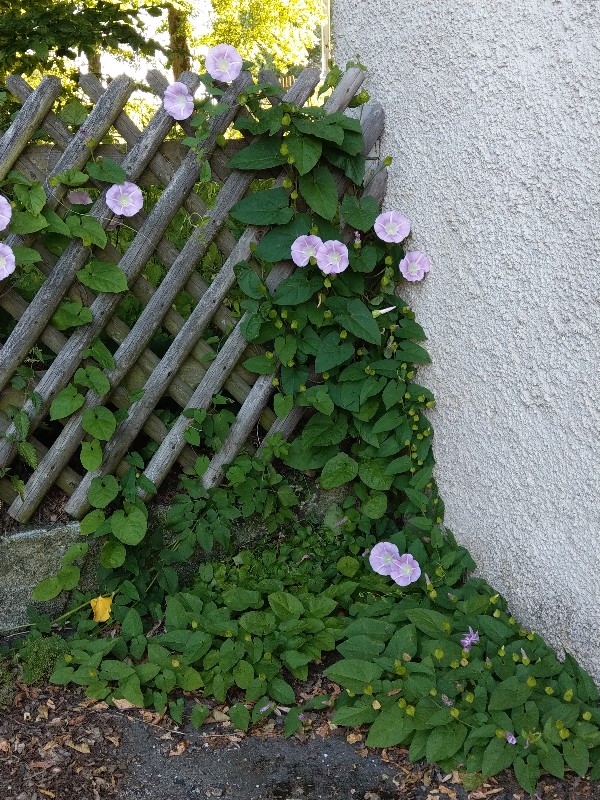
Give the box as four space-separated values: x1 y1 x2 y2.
460 627 480 651
0 243 16 280
67 190 92 205
334 516 349 528
0 195 12 231
369 541 400 576
163 82 194 120
316 240 349 275
105 182 143 217
399 251 430 282
390 553 421 587
441 694 454 707
291 234 323 267
374 210 410 243
205 44 243 83
505 732 517 745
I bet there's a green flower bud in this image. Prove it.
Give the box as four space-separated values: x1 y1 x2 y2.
559 728 570 740
280 310 288 319
283 178 293 189
384 255 393 265
290 190 298 199
280 144 289 156
339 330 347 339
434 649 444 660
282 113 291 126
450 708 460 719
545 686 554 695
265 351 274 359
406 704 415 716
583 711 592 721
527 677 537 687
383 156 393 166
563 689 574 702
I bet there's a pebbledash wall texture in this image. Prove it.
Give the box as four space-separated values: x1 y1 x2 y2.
332 0 600 680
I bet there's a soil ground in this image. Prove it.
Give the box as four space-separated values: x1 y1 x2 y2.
1 684 598 800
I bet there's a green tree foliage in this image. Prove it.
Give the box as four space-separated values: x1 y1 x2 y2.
0 0 164 79
199 0 325 73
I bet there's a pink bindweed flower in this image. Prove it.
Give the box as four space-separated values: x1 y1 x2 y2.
460 627 480 651
399 251 431 282
105 182 144 217
505 732 517 745
374 210 411 243
205 44 243 83
291 234 323 267
0 243 16 280
0 195 12 231
67 190 92 205
316 240 349 275
369 541 400 576
163 82 194 121
390 553 421 587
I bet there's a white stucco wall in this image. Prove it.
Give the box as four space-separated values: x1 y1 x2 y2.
333 0 600 680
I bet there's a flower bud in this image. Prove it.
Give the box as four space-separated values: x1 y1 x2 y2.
339 330 347 339
429 688 437 697
280 310 288 319
527 677 537 687
286 360 295 367
265 351 274 359
434 649 444 660
563 689 574 702
290 320 298 329
272 378 279 387
372 699 381 710
559 728 570 740
398 697 407 708
275 320 283 328
383 156 393 166
363 684 373 695
384 256 393 266
191 620 198 629
290 190 298 199
450 708 460 719
299 384 306 392
283 178 293 189
268 309 278 319
450 660 460 669
323 278 332 288
583 711 592 721
171 659 180 668
406 705 415 716
238 93 248 104
465 692 475 703
282 113 291 125
493 609 501 618
287 156 296 165
280 144 289 155
545 686 554 695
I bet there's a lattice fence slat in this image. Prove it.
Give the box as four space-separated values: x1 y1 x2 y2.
0 64 386 521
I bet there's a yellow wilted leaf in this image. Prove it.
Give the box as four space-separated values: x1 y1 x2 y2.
90 594 112 622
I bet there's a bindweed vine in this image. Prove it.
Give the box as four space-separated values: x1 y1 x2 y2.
1 46 600 796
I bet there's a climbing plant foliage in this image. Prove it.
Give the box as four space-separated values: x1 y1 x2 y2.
2 56 600 797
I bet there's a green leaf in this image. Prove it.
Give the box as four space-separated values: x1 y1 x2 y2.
269 676 295 704
365 704 413 747
121 608 143 640
44 209 71 237
49 384 85 420
488 676 532 711
234 262 265 299
358 459 393 490
56 565 80 590
426 721 468 763
307 595 337 618
335 299 381 345
314 331 354 373
80 509 105 535
82 407 117 441
77 259 127 293
111 506 147 545
481 738 516 778
81 439 102 472
9 210 48 234
293 117 344 145
228 702 251 731
284 706 304 737
32 577 62 602
12 246 42 266
51 301 92 330
230 188 293 226
59 100 88 127
87 475 119 508
100 539 126 568
337 556 360 577
74 365 110 396
51 168 88 187
337 636 384 661
405 608 451 638
228 138 287 170
320 452 359 489
285 134 322 175
222 588 263 612
324 659 383 692
298 166 338 221
14 182 46 216
117 674 144 707
341 195 379 232
538 742 564 778
254 214 312 262
179 667 204 691
274 393 294 419
268 591 304 620
66 215 107 248
562 739 590 777
242 355 276 375
191 704 210 729
100 660 135 680
333 703 378 727
85 158 127 184
362 491 388 519
61 542 88 564
272 270 322 305
513 756 541 796
396 341 431 365
83 339 115 370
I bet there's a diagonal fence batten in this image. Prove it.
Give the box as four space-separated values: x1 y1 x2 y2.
0 66 386 521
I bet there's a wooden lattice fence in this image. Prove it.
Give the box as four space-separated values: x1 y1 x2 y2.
0 66 386 523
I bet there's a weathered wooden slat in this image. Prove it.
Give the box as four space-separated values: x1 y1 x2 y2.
140 100 386 496
0 71 200 399
63 68 323 518
1 73 251 472
0 76 62 179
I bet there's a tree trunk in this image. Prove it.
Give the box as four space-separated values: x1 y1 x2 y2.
87 49 102 79
168 5 191 79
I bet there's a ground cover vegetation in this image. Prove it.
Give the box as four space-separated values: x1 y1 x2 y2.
1 44 599 798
